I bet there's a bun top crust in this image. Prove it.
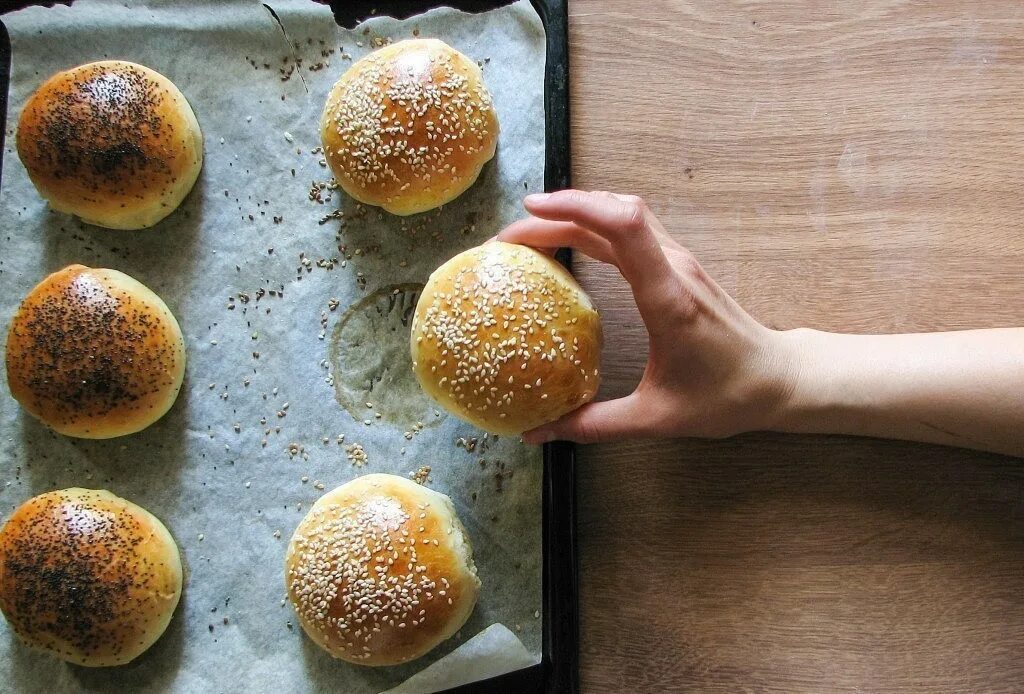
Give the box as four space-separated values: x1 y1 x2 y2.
320 39 498 216
5 264 186 438
16 60 203 229
285 474 480 666
411 242 603 435
0 488 182 667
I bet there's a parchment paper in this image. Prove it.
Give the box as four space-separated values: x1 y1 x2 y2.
380 624 535 694
0 1 546 691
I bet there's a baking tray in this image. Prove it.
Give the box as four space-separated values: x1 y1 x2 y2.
0 1 576 692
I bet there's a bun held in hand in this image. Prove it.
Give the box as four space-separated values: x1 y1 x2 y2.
411 241 602 435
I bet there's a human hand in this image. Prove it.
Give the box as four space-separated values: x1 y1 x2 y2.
497 189 796 444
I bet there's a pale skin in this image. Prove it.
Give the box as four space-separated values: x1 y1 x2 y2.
496 189 1024 458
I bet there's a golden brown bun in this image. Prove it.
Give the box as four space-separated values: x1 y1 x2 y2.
285 473 480 666
320 39 498 216
0 488 182 667
16 60 203 230
411 242 602 435
5 264 186 438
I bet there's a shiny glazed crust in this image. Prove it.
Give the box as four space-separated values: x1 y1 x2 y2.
285 474 480 666
411 242 602 435
5 264 186 438
16 60 203 229
320 39 498 216
0 488 183 667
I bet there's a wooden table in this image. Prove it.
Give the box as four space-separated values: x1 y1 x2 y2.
568 2 1024 690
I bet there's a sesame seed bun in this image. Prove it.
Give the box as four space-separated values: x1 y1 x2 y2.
5 264 186 439
285 474 480 666
411 242 602 435
16 60 203 230
320 39 498 216
0 488 183 667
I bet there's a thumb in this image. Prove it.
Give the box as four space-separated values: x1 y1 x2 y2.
522 395 645 445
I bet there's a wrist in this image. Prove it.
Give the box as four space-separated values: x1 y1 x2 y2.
766 328 887 437
724 325 818 435
763 327 834 434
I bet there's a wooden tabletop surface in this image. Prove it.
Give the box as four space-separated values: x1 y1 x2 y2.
567 2 1024 691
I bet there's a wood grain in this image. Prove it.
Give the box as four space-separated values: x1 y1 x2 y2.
568 2 1024 691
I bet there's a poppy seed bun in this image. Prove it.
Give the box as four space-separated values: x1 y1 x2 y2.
411 242 602 435
0 488 183 667
285 474 480 666
5 265 186 438
320 39 498 216
16 60 203 230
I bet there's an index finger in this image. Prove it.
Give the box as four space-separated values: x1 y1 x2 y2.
497 217 616 265
524 190 648 242
524 189 672 285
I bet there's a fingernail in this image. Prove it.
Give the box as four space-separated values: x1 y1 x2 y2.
524 193 551 205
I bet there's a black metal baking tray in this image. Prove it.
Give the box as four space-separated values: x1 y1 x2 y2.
0 1 576 692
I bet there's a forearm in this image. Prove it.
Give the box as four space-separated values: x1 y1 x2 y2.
772 328 1024 457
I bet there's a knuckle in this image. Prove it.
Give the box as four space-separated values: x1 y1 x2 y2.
561 189 589 206
622 198 649 233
